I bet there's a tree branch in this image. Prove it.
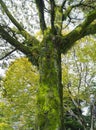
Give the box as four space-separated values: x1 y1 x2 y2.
67 87 86 126
57 10 96 54
68 109 84 126
62 1 95 21
62 6 73 21
61 0 67 9
83 22 96 36
35 0 47 33
62 1 83 21
0 25 39 65
0 0 23 31
0 0 39 46
50 0 56 34
0 48 16 60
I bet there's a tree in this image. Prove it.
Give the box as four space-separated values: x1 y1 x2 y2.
2 40 96 130
62 37 96 130
0 0 96 130
1 57 39 130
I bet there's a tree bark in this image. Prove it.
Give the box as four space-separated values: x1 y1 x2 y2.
90 104 94 130
57 49 64 130
36 35 64 130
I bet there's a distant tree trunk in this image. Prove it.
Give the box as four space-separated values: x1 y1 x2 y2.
90 104 94 130
36 36 64 130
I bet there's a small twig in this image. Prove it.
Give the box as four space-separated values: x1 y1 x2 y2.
61 0 67 9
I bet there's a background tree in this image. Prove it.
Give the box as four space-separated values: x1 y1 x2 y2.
62 36 96 130
0 0 96 130
1 58 39 130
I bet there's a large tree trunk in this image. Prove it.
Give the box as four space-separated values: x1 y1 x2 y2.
36 36 64 130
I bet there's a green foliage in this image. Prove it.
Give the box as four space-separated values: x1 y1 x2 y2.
2 57 39 129
1 37 96 129
2 53 60 130
0 102 13 130
62 36 96 129
0 123 12 130
0 0 96 130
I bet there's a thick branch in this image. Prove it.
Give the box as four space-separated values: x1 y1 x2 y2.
35 0 47 33
61 0 67 9
0 0 39 46
50 0 56 34
0 25 39 65
0 0 23 31
58 10 96 53
83 22 96 36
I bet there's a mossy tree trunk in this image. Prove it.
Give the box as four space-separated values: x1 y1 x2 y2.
36 35 64 130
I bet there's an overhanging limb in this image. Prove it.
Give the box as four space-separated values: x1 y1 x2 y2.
58 10 96 54
0 25 39 65
0 0 39 46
